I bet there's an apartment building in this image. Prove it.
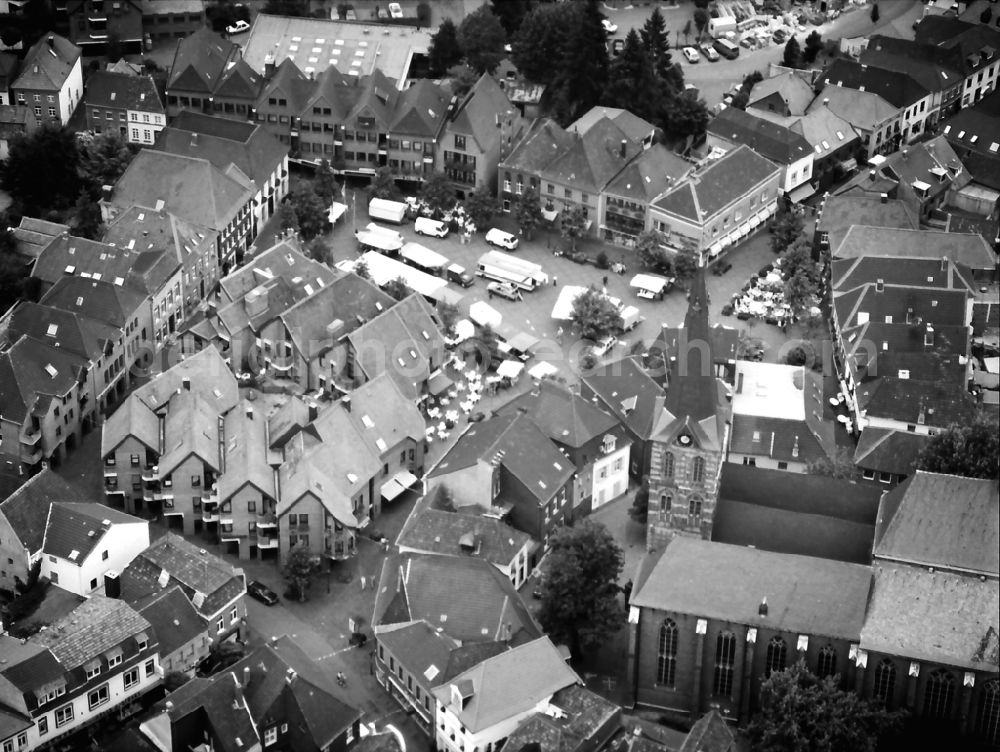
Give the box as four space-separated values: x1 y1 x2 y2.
10 34 82 126
164 27 242 119
915 16 1000 108
82 70 164 143
140 0 206 45
136 586 210 676
809 85 901 160
65 0 143 56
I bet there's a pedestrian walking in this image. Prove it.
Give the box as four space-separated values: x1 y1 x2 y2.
603 275 609 287
556 326 564 343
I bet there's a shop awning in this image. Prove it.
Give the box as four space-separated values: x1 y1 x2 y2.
840 157 858 173
709 242 723 257
787 182 817 203
506 332 540 355
749 214 762 229
469 301 502 329
724 232 740 246
381 471 419 501
737 223 751 238
427 371 453 396
541 208 560 222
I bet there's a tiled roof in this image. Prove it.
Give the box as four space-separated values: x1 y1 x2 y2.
582 356 666 441
84 70 163 112
570 106 655 142
747 71 816 116
651 145 780 222
219 239 334 304
859 35 965 93
256 57 314 116
374 553 542 645
942 91 1000 191
787 106 860 160
544 117 642 194
158 390 222 475
218 403 274 502
276 434 369 525
12 34 80 91
138 585 208 657
837 224 996 270
860 562 999 671
0 470 87 552
853 427 927 476
818 194 919 257
163 673 257 752
6 301 115 363
377 621 460 688
729 414 830 464
603 144 692 202
874 471 999 575
0 335 88 423
808 85 898 131
432 637 580 733
496 379 620 448
631 537 873 641
167 27 240 93
708 107 812 165
396 505 532 565
501 118 576 174
42 502 144 561
838 135 972 203
430 413 574 504
30 595 150 669
39 275 147 328
821 58 929 109
11 217 68 261
344 370 427 452
390 78 451 137
504 684 620 752
213 59 263 100
677 710 735 752
448 74 518 152
0 634 64 698
121 532 245 617
130 346 239 414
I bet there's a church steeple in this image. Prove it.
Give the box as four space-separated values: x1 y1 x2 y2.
663 266 717 424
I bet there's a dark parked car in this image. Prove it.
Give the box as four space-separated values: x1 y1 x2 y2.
562 249 591 265
247 580 279 606
712 261 733 276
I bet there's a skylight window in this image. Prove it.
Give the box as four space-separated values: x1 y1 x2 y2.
46 324 58 336
375 438 387 452
361 415 374 428
836 130 844 140
990 142 1000 153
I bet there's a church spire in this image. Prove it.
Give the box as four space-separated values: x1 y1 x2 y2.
663 266 717 423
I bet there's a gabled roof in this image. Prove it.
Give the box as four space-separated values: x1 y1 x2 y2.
219 239 334 304
831 255 974 295
138 585 208 657
632 537 873 641
818 194 919 257
373 553 542 645
159 674 257 752
603 144 692 202
108 150 252 231
11 34 80 92
11 217 68 261
158 390 222 475
30 595 150 669
391 78 451 137
448 74 517 151
860 562 999 672
651 145 780 222
747 71 816 116
344 371 427 453
84 71 163 112
102 205 218 284
859 35 965 94
429 413 575 504
218 403 274 503
787 105 860 160
167 27 240 93
39 275 147 328
276 432 370 526
0 470 87 554
0 335 88 423
708 107 812 165
501 118 576 175
496 379 620 449
677 710 735 752
853 427 927 477
808 84 898 131
582 356 666 441
874 471 999 575
396 504 532 566
121 532 246 617
5 301 115 364
42 502 144 561
570 106 656 143
256 57 314 114
432 637 580 734
129 346 239 414
834 225 996 270
821 58 930 109
214 58 263 100
941 89 1000 191
543 117 642 194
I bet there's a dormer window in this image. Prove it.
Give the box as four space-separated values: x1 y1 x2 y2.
601 434 617 454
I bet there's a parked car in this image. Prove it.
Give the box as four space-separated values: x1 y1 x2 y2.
388 2 403 18
590 335 618 357
612 38 625 56
740 36 757 49
414 217 449 238
773 28 788 43
602 18 618 34
226 19 250 34
247 580 279 606
682 46 701 64
561 248 591 265
712 260 733 276
487 281 523 301
447 263 475 288
485 228 519 251
699 43 720 61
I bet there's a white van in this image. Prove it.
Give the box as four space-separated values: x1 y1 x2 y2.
485 228 519 251
415 217 449 238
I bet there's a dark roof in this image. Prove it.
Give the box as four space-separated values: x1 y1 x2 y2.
138 585 208 657
84 70 163 112
396 505 532 566
582 356 666 441
631 537 873 641
504 684 620 752
6 301 120 363
495 380 620 449
817 194 919 257
448 74 519 152
914 16 1000 74
853 428 927 476
678 710 735 752
391 78 451 137
0 470 86 552
40 275 148 328
941 89 1000 191
651 145 780 222
873 471 999 575
729 415 830 465
120 533 246 617
12 34 80 92
543 116 643 194
821 58 930 109
708 107 812 165
652 323 739 375
167 27 240 93
42 502 143 561
30 595 151 669
664 269 719 426
164 673 256 752
714 464 880 565
501 118 576 174
0 335 89 423
604 144 692 202
831 256 974 294
859 36 965 94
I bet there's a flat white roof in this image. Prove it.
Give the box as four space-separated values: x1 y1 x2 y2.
732 361 806 421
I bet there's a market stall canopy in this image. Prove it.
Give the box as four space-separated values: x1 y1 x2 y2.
355 230 403 253
381 470 419 501
506 331 540 355
496 360 525 379
453 319 475 342
528 361 558 380
328 201 348 224
630 274 669 296
469 300 502 329
427 370 454 396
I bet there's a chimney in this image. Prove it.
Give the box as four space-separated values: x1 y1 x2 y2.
940 256 947 271
104 570 121 598
245 405 254 420
619 139 627 159
190 132 198 147
307 403 318 422
924 323 934 348
880 193 888 204
341 396 351 413
243 666 250 688
101 184 114 201
758 597 768 617
902 148 908 159
285 669 296 685
47 35 54 47
182 376 191 391
264 53 276 79
869 169 877 182
875 278 884 293
822 97 829 105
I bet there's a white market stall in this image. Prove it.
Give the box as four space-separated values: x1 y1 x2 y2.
528 361 558 380
358 251 448 300
629 273 671 300
496 360 525 379
328 201 348 225
469 300 502 329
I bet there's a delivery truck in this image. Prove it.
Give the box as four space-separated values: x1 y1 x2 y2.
400 242 449 276
475 251 548 291
368 197 408 224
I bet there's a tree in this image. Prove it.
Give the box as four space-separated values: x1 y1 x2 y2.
462 184 496 229
693 8 709 39
282 544 318 601
368 166 402 201
162 671 191 693
491 0 530 35
77 129 136 195
510 3 570 85
306 237 332 265
640 8 672 82
313 159 339 205
513 187 543 240
559 204 588 250
660 94 709 141
782 37 802 69
0 228 28 315
456 5 506 74
549 0 609 125
672 245 699 284
277 201 299 234
353 257 370 280
636 230 672 274
731 70 764 110
871 2 880 24
803 30 823 64
419 171 458 218
73 189 104 240
384 276 411 301
537 520 626 656
917 416 999 479
571 286 624 341
982 6 993 24
428 18 463 77
806 446 856 480
769 208 804 254
748 662 904 752
288 182 328 240
782 238 821 317
602 29 660 122
437 301 459 335
629 480 649 522
474 322 501 369
446 63 479 99
2 126 81 215
262 0 309 16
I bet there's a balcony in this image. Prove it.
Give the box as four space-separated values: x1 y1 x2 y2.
324 529 357 560
20 426 42 446
142 466 159 482
144 490 174 503
201 488 219 505
202 508 220 523
256 535 279 549
21 445 43 465
257 513 278 528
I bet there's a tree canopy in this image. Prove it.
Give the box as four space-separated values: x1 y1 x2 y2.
559 204 588 250
602 29 660 123
457 5 507 74
748 662 904 752
571 286 624 341
917 416 1000 479
806 446 856 480
672 245 699 284
636 230 673 275
368 166 402 201
782 238 822 317
428 18 463 77
537 520 626 656
462 184 496 229
77 129 136 196
2 126 81 216
419 171 458 217
282 544 319 601
384 276 411 301
287 182 328 240
510 3 573 86
770 208 804 254
513 187 543 240
548 0 609 124
0 228 29 316
640 8 681 91
803 31 824 64
446 63 480 99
